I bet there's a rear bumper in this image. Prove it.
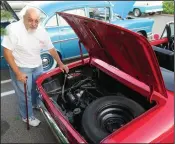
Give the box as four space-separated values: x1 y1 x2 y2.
134 6 163 13
145 8 163 13
38 96 69 143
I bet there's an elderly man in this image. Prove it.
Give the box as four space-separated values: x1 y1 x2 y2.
2 8 69 127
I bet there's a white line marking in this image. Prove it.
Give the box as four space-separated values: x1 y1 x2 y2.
1 90 15 97
1 79 12 84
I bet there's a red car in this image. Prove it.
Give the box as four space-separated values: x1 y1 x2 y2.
151 21 174 72
36 12 174 143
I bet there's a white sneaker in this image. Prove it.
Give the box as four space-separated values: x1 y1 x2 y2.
22 116 41 127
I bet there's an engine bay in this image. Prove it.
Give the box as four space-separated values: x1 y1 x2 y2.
42 64 156 143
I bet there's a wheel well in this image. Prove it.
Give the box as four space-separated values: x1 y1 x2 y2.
133 8 139 12
137 30 147 38
57 51 62 60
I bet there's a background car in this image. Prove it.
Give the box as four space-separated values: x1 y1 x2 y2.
110 1 135 18
150 21 174 71
36 12 174 144
1 1 154 72
132 1 163 17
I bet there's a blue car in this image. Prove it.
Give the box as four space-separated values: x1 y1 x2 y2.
131 1 163 17
1 1 154 72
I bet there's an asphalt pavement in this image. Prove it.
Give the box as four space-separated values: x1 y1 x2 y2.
1 14 174 143
136 13 174 36
1 69 57 143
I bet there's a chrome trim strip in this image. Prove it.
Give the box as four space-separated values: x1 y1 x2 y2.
39 99 69 143
45 25 60 29
53 37 79 44
63 54 89 61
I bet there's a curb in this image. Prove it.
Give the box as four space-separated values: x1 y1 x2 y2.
161 14 174 17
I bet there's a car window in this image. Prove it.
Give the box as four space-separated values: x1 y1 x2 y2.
88 7 110 22
161 27 167 38
59 8 86 26
161 23 174 38
45 14 58 27
170 23 174 37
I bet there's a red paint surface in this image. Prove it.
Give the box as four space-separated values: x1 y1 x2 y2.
36 59 174 143
57 12 167 98
150 38 168 46
36 13 174 143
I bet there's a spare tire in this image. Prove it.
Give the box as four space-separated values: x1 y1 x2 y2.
82 96 145 144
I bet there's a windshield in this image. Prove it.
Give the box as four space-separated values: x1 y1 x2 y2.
18 5 47 24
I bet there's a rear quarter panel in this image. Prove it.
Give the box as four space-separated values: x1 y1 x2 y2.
111 18 154 35
101 90 174 143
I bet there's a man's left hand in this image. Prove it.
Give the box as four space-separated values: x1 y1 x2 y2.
59 64 69 73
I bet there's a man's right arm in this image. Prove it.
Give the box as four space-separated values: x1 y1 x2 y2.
4 48 20 75
4 48 27 83
2 26 27 83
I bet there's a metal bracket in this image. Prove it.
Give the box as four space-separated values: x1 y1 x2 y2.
78 40 84 64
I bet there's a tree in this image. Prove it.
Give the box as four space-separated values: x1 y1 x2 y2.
1 10 12 35
163 1 174 14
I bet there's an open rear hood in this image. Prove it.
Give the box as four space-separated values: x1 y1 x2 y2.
58 12 167 98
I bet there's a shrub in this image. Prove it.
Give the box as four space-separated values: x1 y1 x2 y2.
163 1 174 14
1 10 13 35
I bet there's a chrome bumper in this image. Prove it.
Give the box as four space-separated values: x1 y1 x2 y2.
38 97 69 143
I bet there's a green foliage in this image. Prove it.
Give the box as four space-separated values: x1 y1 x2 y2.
163 1 174 14
1 10 12 20
1 28 7 35
1 10 12 35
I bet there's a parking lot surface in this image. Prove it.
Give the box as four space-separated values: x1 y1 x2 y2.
1 14 173 143
137 14 174 36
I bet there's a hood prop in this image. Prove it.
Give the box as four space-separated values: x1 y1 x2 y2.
78 40 85 64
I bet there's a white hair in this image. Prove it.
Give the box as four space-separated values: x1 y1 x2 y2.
19 6 41 19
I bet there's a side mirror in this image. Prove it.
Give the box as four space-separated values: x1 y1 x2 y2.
153 34 160 40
